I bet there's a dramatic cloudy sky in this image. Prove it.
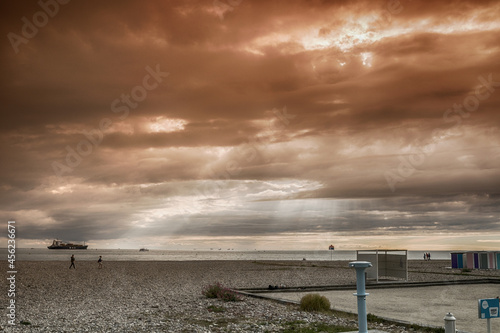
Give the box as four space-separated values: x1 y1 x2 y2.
1 0 500 250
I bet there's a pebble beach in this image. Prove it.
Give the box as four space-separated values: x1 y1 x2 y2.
2 260 499 332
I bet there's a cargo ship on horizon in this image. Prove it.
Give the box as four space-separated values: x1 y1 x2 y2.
47 239 88 249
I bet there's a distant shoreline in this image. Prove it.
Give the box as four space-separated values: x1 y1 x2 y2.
0 248 462 262
4 247 486 251
9 258 456 263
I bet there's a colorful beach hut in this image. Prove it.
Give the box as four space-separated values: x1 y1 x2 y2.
451 252 465 269
466 252 475 269
489 252 496 269
479 252 489 269
452 251 499 270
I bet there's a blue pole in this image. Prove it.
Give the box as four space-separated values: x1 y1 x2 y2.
349 261 373 333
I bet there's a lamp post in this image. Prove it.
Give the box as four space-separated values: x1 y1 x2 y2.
349 261 373 333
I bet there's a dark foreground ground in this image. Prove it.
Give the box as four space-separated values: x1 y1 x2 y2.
1 260 498 332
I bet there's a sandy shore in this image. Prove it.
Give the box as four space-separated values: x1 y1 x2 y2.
1 260 498 332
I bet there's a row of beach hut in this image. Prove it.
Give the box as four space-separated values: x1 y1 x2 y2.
451 251 500 270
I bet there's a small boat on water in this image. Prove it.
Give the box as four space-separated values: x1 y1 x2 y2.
139 248 149 252
48 239 88 250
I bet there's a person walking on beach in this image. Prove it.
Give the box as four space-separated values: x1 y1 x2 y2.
69 254 76 269
98 256 103 269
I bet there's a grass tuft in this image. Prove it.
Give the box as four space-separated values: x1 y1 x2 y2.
207 304 226 313
299 293 331 312
282 320 356 333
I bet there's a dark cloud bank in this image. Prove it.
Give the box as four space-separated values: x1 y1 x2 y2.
1 0 499 249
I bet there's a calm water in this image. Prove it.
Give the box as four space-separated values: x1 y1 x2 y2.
4 248 452 262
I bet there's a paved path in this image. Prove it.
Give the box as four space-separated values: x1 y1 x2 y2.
268 284 499 333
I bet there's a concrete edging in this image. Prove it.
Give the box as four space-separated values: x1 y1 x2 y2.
232 281 487 333
237 278 500 294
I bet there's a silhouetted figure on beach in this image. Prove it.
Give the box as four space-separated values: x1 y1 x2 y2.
98 256 103 269
69 254 76 269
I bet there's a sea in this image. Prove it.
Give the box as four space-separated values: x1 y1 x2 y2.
4 248 453 262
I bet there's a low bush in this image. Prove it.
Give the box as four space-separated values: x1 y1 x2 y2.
202 282 242 302
300 293 331 312
202 282 223 299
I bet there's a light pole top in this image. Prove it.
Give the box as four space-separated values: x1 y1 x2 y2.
444 312 456 321
348 261 373 269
